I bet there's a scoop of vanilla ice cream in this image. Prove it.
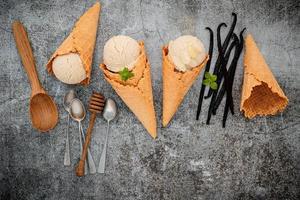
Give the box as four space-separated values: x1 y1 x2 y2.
52 53 86 84
168 35 206 72
103 35 140 72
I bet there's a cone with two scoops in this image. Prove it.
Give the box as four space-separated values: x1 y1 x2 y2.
47 2 288 139
99 35 209 139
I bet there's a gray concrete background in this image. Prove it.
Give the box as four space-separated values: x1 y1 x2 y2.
0 0 299 199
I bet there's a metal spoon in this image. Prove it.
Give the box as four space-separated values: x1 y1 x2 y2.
98 98 117 173
63 89 76 166
70 98 97 174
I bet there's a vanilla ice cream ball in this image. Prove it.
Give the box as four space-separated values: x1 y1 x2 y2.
103 35 140 72
52 53 86 84
168 35 206 72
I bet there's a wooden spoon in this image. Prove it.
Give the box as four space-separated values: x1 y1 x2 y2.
12 21 58 132
76 92 104 177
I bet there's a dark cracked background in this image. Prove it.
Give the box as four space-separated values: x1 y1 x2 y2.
0 0 299 199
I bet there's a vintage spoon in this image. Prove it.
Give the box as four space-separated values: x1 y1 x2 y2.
76 92 105 177
70 98 97 175
12 21 58 132
98 98 117 173
63 89 76 166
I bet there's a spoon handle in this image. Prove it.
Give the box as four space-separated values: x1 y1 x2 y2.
98 121 110 173
80 124 96 174
12 21 43 94
63 114 71 166
76 113 97 177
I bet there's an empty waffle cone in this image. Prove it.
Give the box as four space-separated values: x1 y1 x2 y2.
46 2 101 85
240 34 288 118
162 46 208 127
99 42 157 138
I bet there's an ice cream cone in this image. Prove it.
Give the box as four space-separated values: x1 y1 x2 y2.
99 42 157 138
162 46 208 127
240 34 288 118
46 2 101 85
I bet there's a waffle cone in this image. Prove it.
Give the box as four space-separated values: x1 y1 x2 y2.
46 2 101 85
162 46 208 127
99 42 157 138
240 34 288 118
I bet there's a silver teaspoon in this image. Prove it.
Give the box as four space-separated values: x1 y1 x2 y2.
70 98 96 174
98 98 117 173
63 89 76 166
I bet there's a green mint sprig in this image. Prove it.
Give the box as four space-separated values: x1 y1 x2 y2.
203 72 218 90
119 67 134 81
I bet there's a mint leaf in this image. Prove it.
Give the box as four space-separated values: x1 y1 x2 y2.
204 72 211 79
210 82 218 90
119 67 134 81
203 72 218 90
203 79 210 86
210 74 217 82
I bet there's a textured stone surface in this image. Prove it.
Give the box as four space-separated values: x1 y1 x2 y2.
0 0 299 199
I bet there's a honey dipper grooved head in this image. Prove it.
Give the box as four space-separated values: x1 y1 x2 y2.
89 92 105 113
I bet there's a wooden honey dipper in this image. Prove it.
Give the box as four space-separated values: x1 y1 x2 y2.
76 91 105 177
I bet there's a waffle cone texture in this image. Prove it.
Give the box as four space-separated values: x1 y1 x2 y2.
99 42 157 138
240 34 288 118
46 2 101 85
162 46 209 127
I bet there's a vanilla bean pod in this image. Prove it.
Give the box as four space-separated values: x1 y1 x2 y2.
216 26 237 113
206 23 227 124
196 27 214 120
205 13 237 99
204 22 226 99
216 34 235 116
206 23 231 124
212 34 239 114
222 28 246 127
222 96 230 127
214 45 239 115
215 34 239 86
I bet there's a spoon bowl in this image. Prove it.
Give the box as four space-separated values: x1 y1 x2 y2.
30 93 58 132
63 89 76 112
103 99 117 122
70 98 86 122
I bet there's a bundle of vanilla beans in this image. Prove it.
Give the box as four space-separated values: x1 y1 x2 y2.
196 13 246 127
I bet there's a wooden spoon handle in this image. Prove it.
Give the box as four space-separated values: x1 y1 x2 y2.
12 21 42 94
76 113 97 177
